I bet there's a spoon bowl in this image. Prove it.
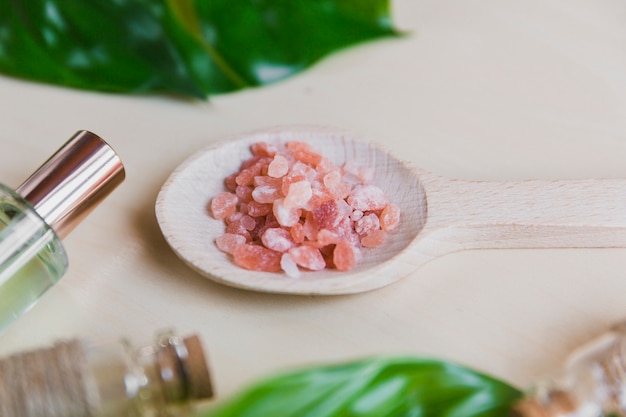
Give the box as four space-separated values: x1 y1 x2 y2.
156 126 626 295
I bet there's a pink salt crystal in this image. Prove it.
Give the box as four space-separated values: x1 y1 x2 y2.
316 157 333 173
254 215 275 241
302 212 319 241
285 142 322 166
284 180 312 208
252 185 282 204
240 155 266 169
268 154 289 178
335 216 362 249
254 176 282 188
280 253 301 278
350 210 364 222
210 192 238 220
288 245 325 271
294 150 322 166
215 233 246 254
305 181 334 210
313 199 351 230
236 160 265 186
247 201 271 217
226 220 251 241
225 211 244 225
355 213 380 235
317 229 340 246
361 229 387 248
281 173 307 196
235 185 253 202
380 204 401 231
286 141 313 152
233 244 282 272
225 173 238 191
240 215 256 231
250 142 277 157
333 240 356 271
290 223 305 243
347 185 388 211
257 212 279 235
331 183 351 200
261 228 295 252
273 198 301 227
291 161 317 181
323 171 341 188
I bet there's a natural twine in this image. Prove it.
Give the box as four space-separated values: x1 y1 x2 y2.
0 339 94 417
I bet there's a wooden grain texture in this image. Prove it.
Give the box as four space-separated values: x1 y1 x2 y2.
156 126 626 295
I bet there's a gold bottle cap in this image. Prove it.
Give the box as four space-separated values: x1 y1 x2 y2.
15 130 125 239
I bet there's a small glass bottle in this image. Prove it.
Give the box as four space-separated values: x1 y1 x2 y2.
0 131 125 334
0 330 214 417
514 322 626 417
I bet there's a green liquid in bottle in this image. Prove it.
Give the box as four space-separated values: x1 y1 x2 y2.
0 185 67 335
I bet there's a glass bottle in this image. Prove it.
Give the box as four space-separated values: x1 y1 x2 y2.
0 330 214 417
0 131 125 334
514 322 626 417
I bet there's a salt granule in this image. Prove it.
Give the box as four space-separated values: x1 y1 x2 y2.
247 201 271 217
317 229 340 247
252 185 281 204
290 223 305 243
210 192 238 220
250 142 277 157
280 253 301 278
284 180 312 208
361 230 387 248
288 245 325 271
261 228 295 252
233 244 281 272
333 240 356 271
215 233 246 254
240 215 256 231
350 210 364 222
211 140 400 274
273 198 301 227
380 204 401 231
355 213 380 235
268 154 289 178
347 185 388 211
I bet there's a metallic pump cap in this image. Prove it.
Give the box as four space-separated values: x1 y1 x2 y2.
15 130 125 239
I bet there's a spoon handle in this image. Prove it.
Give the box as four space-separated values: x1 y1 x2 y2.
423 177 626 250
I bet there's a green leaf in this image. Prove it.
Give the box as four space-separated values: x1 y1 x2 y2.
0 0 398 98
201 357 522 417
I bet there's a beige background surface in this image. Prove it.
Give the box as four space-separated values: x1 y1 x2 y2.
1 0 626 402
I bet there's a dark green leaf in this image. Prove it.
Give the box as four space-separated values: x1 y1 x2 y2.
201 357 522 417
0 0 399 98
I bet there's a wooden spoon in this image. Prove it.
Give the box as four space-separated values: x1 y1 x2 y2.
156 126 626 295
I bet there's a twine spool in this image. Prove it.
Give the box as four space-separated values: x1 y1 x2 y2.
0 339 95 417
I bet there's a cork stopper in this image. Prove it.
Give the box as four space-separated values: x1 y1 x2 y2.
182 335 213 399
512 390 577 417
156 334 213 403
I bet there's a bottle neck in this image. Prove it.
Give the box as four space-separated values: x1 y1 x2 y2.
86 332 213 417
